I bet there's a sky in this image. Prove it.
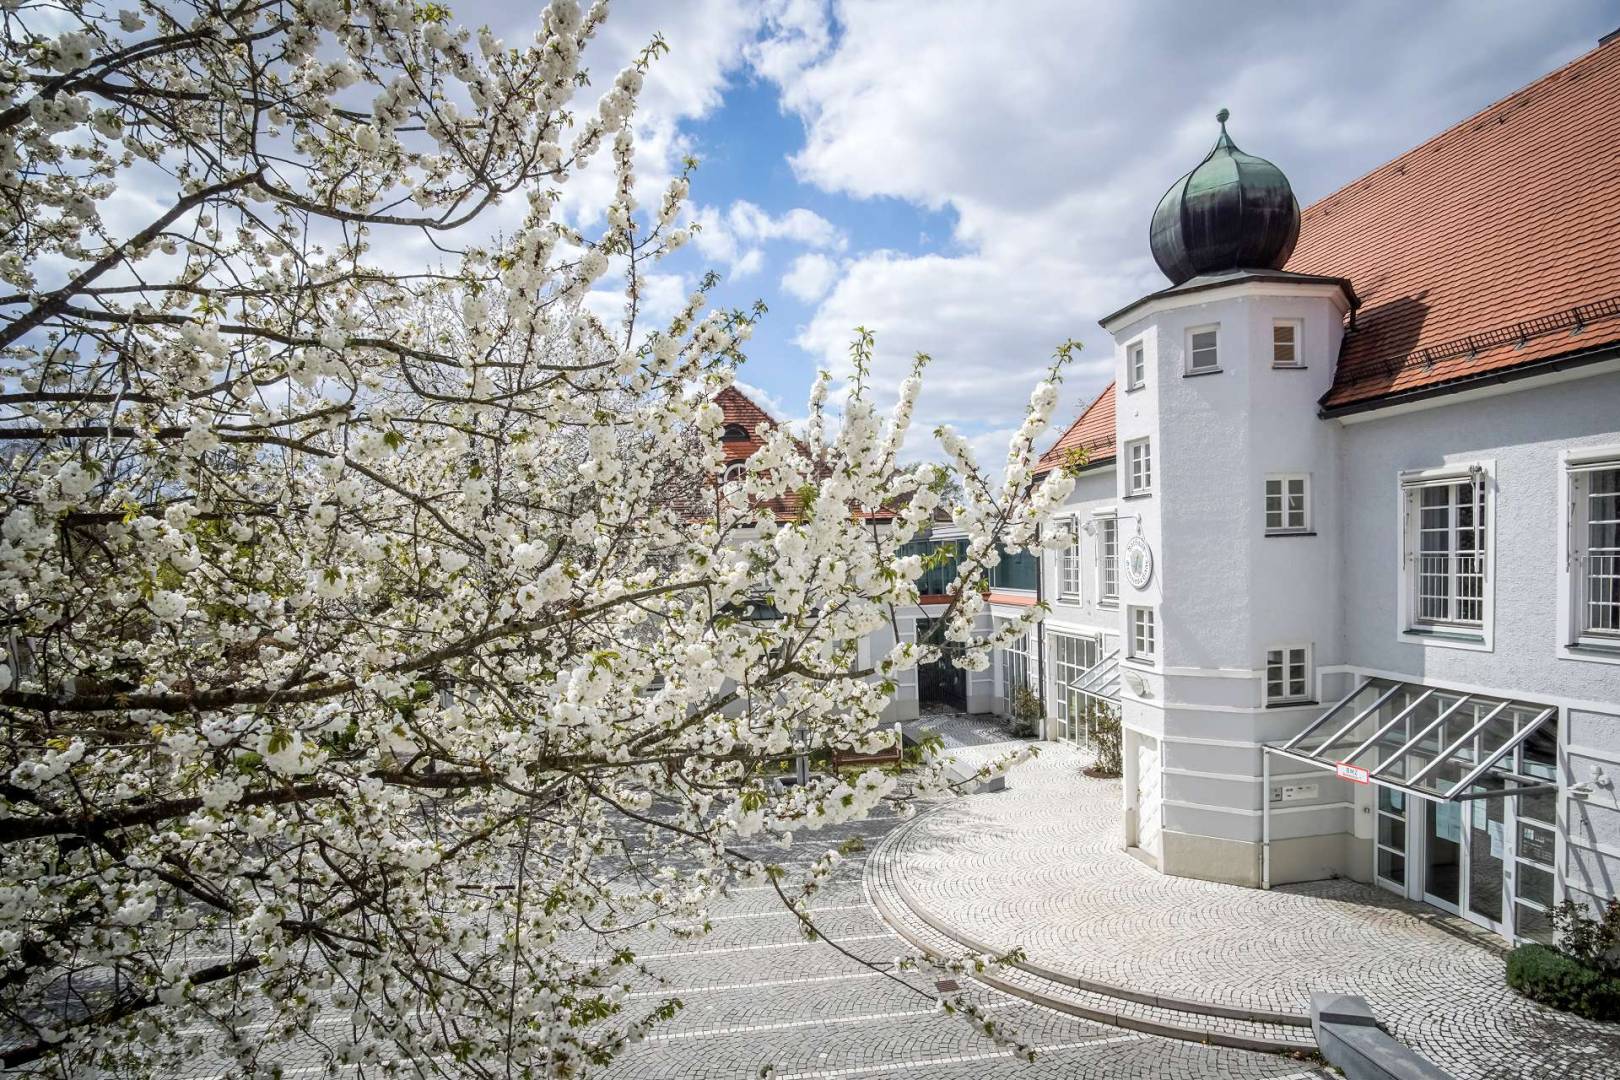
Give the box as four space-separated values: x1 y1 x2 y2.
503 0 1618 463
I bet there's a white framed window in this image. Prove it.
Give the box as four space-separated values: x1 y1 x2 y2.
1058 518 1082 600
1264 644 1312 705
1272 319 1304 368
1264 474 1311 534
1399 465 1492 647
1097 514 1119 604
1000 630 1031 703
1186 325 1220 374
1050 631 1100 742
722 463 746 485
1570 459 1620 645
1128 606 1156 662
1126 438 1152 496
1126 341 1146 390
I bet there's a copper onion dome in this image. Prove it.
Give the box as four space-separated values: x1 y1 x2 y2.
1149 109 1301 286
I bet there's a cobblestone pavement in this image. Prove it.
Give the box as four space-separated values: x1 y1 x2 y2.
891 709 1620 1080
597 805 1330 1080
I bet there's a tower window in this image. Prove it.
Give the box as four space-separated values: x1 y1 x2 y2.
1126 438 1152 496
1128 606 1156 661
1187 327 1220 374
1126 341 1146 390
721 424 750 442
1264 474 1311 534
1273 320 1304 367
1265 645 1312 704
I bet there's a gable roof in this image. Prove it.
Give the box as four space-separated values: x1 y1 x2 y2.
1289 34 1620 412
713 385 777 464
1035 381 1117 477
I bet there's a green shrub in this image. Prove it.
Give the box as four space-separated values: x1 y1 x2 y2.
1007 683 1042 738
1505 943 1620 1021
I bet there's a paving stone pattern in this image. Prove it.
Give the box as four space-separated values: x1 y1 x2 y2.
599 803 1328 1080
890 709 1620 1080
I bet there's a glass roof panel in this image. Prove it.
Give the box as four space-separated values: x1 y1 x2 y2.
1274 678 1556 802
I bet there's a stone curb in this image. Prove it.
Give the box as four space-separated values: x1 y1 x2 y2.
864 805 1318 1056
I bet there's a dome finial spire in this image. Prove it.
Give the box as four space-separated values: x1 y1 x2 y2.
1148 112 1301 285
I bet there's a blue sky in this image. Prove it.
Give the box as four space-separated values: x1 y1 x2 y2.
488 0 1620 462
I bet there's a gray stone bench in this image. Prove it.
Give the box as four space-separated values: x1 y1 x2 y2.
1311 993 1454 1080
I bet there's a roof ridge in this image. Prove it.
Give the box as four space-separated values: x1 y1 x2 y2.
1301 34 1620 221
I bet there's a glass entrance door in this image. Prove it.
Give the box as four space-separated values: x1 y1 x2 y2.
1420 795 1510 934
1466 781 1508 932
1423 801 1462 912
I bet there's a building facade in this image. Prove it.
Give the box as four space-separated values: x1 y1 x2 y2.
982 34 1620 943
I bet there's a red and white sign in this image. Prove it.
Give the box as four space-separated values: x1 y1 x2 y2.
1334 762 1371 785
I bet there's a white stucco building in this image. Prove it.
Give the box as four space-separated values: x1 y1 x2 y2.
967 34 1620 943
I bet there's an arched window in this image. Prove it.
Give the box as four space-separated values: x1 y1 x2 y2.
721 424 750 442
722 463 747 485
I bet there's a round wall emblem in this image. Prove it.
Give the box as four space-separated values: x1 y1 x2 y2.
1124 535 1154 590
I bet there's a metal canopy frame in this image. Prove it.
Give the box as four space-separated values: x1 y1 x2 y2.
1261 678 1557 890
1270 677 1556 804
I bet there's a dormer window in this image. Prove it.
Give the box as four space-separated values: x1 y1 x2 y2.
721 424 750 442
1187 326 1220 374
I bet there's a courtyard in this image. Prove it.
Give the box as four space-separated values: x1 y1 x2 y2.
872 712 1620 1080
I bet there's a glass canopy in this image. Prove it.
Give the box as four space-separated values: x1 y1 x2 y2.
1272 678 1557 802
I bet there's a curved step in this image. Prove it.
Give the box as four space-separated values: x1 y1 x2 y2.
864 809 1317 1056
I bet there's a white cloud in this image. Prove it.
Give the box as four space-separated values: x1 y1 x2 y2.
732 248 765 279
753 0 1607 437
780 252 840 302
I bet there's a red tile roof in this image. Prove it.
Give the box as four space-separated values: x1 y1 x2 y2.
714 385 776 464
1035 382 1117 477
706 385 898 523
1289 34 1620 410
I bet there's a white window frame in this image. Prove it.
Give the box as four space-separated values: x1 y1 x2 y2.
1126 438 1152 496
1264 644 1313 706
1000 628 1031 706
1126 340 1147 391
1559 448 1620 664
1127 605 1156 663
1185 324 1220 375
1396 462 1494 652
1264 473 1311 534
1271 318 1304 368
1095 511 1119 606
1049 631 1100 742
1058 517 1082 601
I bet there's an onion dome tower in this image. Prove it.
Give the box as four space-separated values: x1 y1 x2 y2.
1149 109 1301 286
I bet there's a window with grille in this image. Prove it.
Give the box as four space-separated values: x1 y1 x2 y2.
1097 515 1119 603
1572 462 1620 641
1265 474 1310 534
1126 438 1152 495
1127 341 1146 390
1128 606 1156 661
1187 327 1219 373
1404 473 1486 630
1058 519 1082 600
1272 320 1303 367
1265 645 1311 704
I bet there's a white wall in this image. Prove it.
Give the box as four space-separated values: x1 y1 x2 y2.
1337 369 1620 905
1105 280 1355 880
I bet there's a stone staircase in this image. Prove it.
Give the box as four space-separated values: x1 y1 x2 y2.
864 809 1319 1056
